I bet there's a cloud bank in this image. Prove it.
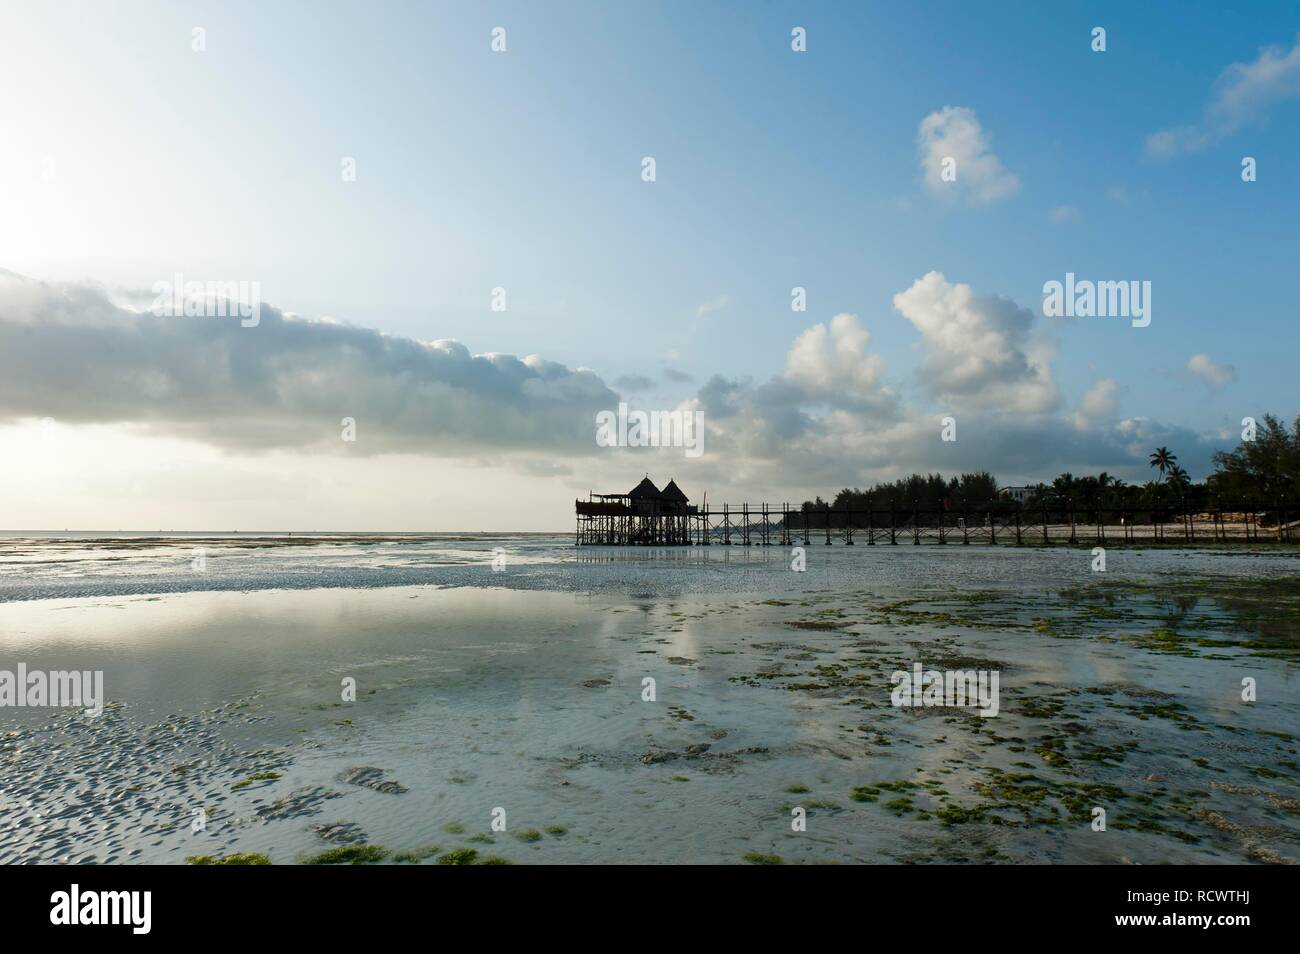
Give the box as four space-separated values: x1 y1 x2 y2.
0 270 616 456
0 269 1221 490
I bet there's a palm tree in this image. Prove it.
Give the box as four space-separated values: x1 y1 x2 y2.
1096 471 1112 503
1149 447 1177 480
1167 464 1190 488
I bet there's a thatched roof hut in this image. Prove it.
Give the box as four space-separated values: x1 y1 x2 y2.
628 476 662 499
575 476 697 543
660 479 688 503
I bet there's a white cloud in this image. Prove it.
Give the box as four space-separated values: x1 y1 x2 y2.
917 106 1019 204
891 271 1058 413
695 294 731 318
1187 353 1236 387
1146 33 1300 158
1073 378 1120 428
782 313 895 411
1048 205 1079 224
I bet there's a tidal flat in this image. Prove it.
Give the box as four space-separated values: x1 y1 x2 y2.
0 536 1296 864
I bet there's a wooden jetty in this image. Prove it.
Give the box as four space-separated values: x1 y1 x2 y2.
575 477 695 545
576 479 1299 546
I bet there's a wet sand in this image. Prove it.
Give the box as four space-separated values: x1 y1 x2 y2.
0 539 1297 864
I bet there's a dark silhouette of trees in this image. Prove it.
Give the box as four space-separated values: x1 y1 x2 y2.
790 414 1297 527
1207 414 1300 501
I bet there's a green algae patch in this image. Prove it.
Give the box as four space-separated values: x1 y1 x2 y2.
437 847 479 865
743 852 783 865
1060 574 1300 661
303 844 389 865
1018 697 1067 719
787 620 845 631
751 578 1297 857
391 844 440 863
186 852 272 865
883 797 915 815
936 804 987 826
231 770 282 790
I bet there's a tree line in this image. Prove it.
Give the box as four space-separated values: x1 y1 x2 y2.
795 412 1300 518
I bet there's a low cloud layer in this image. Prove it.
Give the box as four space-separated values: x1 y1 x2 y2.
0 268 1222 492
0 270 616 455
680 275 1214 490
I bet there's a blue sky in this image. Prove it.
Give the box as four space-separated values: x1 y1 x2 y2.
0 2 1297 529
